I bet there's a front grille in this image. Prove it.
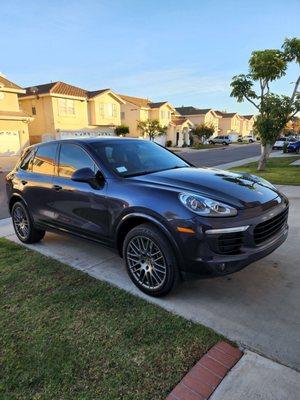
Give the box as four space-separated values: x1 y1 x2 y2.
254 207 288 245
217 232 244 255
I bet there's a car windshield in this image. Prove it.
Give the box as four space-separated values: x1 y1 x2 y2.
90 140 189 177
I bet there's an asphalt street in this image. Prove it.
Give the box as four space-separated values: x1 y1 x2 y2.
179 143 261 167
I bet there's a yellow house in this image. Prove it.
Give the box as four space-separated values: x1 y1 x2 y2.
176 107 221 136
241 115 255 135
119 94 193 146
216 111 243 135
19 81 125 144
0 75 32 170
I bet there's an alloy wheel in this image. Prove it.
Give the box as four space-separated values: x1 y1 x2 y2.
126 236 167 290
13 205 29 240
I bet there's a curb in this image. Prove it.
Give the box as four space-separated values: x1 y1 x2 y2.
166 341 243 400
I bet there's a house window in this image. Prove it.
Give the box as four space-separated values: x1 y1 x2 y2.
99 103 117 118
58 98 75 115
161 110 165 119
32 106 36 115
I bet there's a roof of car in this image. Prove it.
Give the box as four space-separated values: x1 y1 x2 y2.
34 137 144 146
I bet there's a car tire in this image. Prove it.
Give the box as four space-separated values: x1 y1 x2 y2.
296 148 300 154
123 223 179 297
223 141 228 145
12 201 45 244
209 140 214 144
249 139 253 143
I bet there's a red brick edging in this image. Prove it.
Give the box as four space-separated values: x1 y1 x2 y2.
166 341 243 400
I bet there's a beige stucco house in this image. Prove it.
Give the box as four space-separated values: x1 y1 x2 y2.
119 94 193 147
0 75 33 170
215 111 244 135
176 107 221 136
240 115 255 136
19 81 125 144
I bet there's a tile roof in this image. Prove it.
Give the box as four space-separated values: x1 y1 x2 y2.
149 101 168 108
242 114 254 120
215 111 237 118
176 106 212 116
20 82 114 100
20 81 87 98
0 75 22 90
171 116 189 126
118 94 150 108
87 89 109 98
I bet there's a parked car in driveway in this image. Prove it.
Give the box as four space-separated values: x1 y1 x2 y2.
273 137 297 150
286 140 300 153
209 135 231 145
237 135 256 143
6 138 289 297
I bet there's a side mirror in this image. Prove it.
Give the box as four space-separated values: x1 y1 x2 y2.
71 168 104 189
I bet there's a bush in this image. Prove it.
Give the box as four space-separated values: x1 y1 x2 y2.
115 125 129 136
166 140 172 147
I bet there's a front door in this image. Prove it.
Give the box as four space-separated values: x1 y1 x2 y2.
50 142 109 243
176 132 179 146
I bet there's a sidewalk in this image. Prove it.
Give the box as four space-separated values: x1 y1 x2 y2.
215 151 299 170
210 351 300 400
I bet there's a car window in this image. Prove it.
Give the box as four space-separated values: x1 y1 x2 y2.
32 143 57 175
90 140 189 177
58 143 96 178
19 148 35 171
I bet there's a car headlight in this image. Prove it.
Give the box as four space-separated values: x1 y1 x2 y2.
179 193 237 217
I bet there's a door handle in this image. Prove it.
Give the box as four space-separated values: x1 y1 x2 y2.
52 184 63 191
21 180 28 185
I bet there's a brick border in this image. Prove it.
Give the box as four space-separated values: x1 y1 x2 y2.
166 341 243 400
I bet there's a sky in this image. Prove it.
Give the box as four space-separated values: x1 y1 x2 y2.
1 0 299 114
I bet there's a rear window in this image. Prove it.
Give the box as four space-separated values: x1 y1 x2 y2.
32 143 58 175
19 148 35 171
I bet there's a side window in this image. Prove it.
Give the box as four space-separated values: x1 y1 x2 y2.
19 148 35 171
58 144 96 178
32 143 57 175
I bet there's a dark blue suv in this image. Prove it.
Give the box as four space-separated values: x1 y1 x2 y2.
6 138 289 296
287 140 300 153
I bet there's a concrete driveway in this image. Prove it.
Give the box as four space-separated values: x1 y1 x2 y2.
1 185 299 372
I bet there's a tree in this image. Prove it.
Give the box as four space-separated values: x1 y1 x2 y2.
192 123 215 143
115 124 129 136
137 119 167 141
230 37 300 171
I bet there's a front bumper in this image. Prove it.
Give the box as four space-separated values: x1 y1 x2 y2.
174 199 289 279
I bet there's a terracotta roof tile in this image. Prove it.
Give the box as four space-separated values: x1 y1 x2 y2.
118 94 150 107
176 106 212 116
0 75 22 90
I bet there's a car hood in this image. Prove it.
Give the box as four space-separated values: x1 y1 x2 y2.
131 167 280 209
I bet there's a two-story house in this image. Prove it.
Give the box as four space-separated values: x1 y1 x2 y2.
0 75 32 170
216 111 244 135
119 94 193 147
175 107 220 136
241 115 255 136
19 81 125 144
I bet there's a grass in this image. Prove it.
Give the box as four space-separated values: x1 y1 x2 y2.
229 156 300 185
192 143 225 150
0 239 221 400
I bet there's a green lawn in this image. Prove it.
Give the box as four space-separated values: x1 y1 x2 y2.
229 156 300 185
192 143 225 149
0 239 221 400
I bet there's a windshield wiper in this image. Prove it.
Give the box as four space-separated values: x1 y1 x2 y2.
124 165 187 178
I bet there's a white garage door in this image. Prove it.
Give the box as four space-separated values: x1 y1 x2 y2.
0 131 21 156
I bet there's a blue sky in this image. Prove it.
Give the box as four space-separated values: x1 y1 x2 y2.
1 0 299 114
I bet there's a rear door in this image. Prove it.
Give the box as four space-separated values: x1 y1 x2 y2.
29 142 58 223
16 142 58 224
50 142 109 242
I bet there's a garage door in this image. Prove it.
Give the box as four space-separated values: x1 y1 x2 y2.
0 131 21 156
